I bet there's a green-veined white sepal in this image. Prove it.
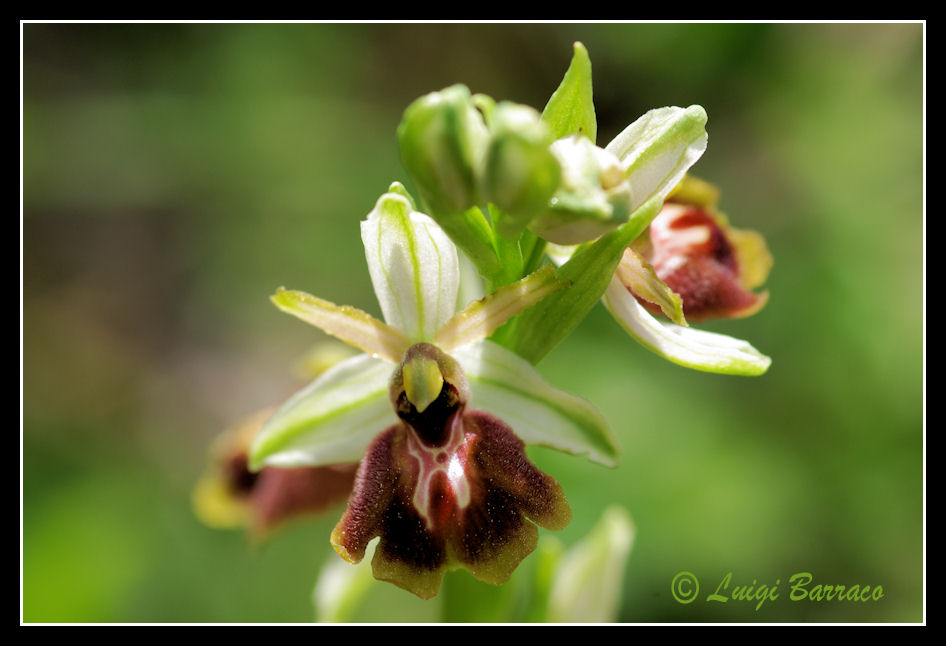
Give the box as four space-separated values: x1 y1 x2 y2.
602 274 771 376
361 190 460 343
248 354 393 470
606 105 708 211
453 340 620 467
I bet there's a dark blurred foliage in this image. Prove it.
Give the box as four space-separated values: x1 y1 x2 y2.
22 22 923 622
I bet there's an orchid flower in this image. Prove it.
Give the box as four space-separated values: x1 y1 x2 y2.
192 407 357 539
539 165 772 376
600 175 773 376
248 183 618 599
494 43 772 375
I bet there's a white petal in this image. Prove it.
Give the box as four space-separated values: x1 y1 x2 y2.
602 275 771 376
606 106 708 211
361 193 460 343
453 340 620 467
248 354 395 470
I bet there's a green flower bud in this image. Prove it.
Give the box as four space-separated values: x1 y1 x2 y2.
528 135 633 245
482 102 561 239
397 84 489 216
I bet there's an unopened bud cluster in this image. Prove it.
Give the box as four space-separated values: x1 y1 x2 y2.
398 84 636 246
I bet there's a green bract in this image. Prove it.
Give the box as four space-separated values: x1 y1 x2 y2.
504 195 664 364
249 183 620 472
541 41 597 144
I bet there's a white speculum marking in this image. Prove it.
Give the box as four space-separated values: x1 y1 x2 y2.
651 204 711 250
405 412 472 530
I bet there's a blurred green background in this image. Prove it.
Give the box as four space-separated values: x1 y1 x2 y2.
22 22 923 623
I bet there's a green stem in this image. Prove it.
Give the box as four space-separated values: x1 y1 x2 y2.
520 230 548 276
485 206 525 293
431 204 502 280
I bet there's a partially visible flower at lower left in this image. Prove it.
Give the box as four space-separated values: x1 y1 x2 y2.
193 413 356 539
192 347 361 540
245 182 618 599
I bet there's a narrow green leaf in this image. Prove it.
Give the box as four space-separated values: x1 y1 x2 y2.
248 354 394 471
505 195 663 364
519 229 548 276
541 42 597 144
486 204 525 288
454 340 620 467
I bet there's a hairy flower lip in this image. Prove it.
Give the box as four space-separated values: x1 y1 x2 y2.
325 342 571 599
330 405 571 600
